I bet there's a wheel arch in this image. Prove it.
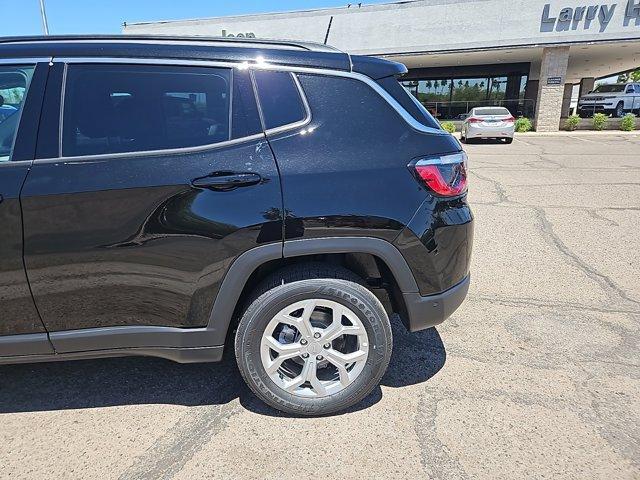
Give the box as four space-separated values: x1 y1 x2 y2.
207 237 419 345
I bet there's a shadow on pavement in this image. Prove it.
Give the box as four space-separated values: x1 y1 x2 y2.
464 138 512 145
0 316 446 416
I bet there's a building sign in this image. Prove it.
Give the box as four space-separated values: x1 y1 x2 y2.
547 76 563 85
221 30 256 38
541 1 640 32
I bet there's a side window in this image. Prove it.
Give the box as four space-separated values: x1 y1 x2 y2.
253 70 307 130
62 64 231 157
0 65 35 161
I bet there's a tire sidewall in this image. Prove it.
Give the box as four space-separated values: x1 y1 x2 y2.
236 279 392 415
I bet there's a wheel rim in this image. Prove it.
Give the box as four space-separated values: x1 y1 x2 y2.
260 299 370 398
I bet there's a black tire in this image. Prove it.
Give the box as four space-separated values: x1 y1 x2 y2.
504 137 513 144
235 264 392 416
460 129 466 143
615 102 624 118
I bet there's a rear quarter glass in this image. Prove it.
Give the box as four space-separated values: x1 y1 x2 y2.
253 70 306 130
376 76 440 129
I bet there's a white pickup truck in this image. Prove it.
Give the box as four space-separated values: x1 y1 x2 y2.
577 83 640 118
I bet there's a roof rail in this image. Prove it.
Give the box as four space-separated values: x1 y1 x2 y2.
0 34 342 53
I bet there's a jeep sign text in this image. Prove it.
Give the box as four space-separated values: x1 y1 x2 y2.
221 30 256 38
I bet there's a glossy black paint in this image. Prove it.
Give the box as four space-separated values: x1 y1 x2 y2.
1 37 473 357
350 54 407 80
263 73 470 296
22 137 282 332
34 62 64 160
0 162 46 336
394 197 473 295
266 74 458 235
0 36 352 72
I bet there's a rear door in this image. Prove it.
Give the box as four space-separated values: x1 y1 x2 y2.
20 59 282 350
0 60 53 356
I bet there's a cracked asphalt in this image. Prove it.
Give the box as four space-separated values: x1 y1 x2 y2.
1 133 639 479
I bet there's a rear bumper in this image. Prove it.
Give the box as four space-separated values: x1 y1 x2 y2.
578 106 616 115
578 105 611 111
401 274 470 332
467 124 514 138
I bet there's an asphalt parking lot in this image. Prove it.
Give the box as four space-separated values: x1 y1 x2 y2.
1 133 639 479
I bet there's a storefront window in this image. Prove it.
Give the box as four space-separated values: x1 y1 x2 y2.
450 78 488 118
451 78 487 102
488 77 507 101
401 74 530 119
417 79 451 102
519 76 527 100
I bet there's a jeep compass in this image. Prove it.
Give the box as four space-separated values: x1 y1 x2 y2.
0 35 473 415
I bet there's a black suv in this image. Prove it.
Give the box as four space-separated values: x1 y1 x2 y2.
0 36 472 415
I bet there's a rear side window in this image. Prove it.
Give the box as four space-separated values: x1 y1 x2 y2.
62 64 231 157
473 107 511 116
253 70 307 130
0 65 35 161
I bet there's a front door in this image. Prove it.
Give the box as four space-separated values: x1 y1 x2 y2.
20 61 282 350
0 61 53 356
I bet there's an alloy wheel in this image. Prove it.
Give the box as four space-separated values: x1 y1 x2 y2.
260 299 369 398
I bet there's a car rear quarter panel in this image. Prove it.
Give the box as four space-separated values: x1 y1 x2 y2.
266 73 461 244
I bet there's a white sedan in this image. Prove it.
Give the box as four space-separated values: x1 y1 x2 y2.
460 107 515 144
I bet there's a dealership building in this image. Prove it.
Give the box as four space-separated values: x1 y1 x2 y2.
123 0 640 131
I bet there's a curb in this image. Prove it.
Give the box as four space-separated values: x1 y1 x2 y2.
452 131 640 138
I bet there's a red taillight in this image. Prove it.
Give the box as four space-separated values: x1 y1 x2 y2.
505 115 515 123
467 117 482 123
412 153 468 197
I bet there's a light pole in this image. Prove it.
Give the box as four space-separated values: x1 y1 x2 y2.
39 0 49 35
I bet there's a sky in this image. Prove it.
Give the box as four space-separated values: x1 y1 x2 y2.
3 0 391 37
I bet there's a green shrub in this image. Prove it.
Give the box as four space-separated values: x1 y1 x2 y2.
514 117 533 133
620 113 636 131
440 121 456 133
592 113 608 131
564 114 580 131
